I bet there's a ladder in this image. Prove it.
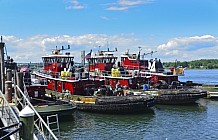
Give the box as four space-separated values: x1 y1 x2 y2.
47 114 60 139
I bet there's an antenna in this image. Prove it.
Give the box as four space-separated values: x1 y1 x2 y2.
138 46 142 60
138 46 142 53
61 45 71 50
144 50 157 58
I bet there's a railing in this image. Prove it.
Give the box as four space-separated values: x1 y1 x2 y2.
34 70 81 80
122 64 148 70
15 85 58 140
0 90 20 140
102 70 132 77
0 123 21 140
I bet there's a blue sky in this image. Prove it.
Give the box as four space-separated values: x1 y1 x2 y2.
0 0 218 62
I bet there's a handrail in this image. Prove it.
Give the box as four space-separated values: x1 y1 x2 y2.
0 122 20 131
0 90 20 140
102 70 131 77
15 85 58 140
0 123 21 140
0 91 20 123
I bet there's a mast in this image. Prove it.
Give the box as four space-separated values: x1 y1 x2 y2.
0 36 5 93
81 50 85 67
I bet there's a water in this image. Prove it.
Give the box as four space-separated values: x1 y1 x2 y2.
179 69 218 85
59 70 218 140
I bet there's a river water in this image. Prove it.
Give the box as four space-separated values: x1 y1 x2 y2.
59 70 218 140
179 69 218 85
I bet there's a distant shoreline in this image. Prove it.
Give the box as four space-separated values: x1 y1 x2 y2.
163 59 218 70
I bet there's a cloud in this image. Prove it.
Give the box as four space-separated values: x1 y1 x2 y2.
105 0 154 11
157 35 218 61
119 0 152 6
1 34 139 63
64 0 153 11
2 34 218 63
65 0 85 10
106 6 129 11
100 16 110 20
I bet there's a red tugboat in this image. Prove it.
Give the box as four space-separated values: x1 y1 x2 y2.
85 47 150 89
33 46 104 95
86 48 118 72
120 48 184 87
120 48 150 70
86 47 182 89
119 48 207 105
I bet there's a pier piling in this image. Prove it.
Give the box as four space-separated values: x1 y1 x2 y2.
16 72 24 98
5 81 12 102
19 106 35 140
6 68 12 81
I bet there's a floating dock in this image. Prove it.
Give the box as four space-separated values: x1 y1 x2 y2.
202 84 218 98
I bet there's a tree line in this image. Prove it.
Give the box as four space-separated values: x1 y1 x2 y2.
163 59 218 69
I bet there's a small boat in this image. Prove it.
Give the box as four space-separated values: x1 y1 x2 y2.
35 104 76 117
19 69 77 117
32 98 76 116
73 95 155 114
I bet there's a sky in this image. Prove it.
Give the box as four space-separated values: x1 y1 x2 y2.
0 0 218 63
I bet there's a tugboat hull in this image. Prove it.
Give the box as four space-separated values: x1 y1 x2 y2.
151 89 207 105
75 96 155 114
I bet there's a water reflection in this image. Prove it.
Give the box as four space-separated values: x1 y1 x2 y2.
143 99 217 140
60 109 155 140
155 103 206 113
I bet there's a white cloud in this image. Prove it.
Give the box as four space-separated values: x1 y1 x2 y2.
2 34 218 63
65 0 85 10
157 35 218 61
106 6 129 11
100 16 110 20
119 0 152 6
63 0 153 11
1 34 139 63
106 0 154 11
